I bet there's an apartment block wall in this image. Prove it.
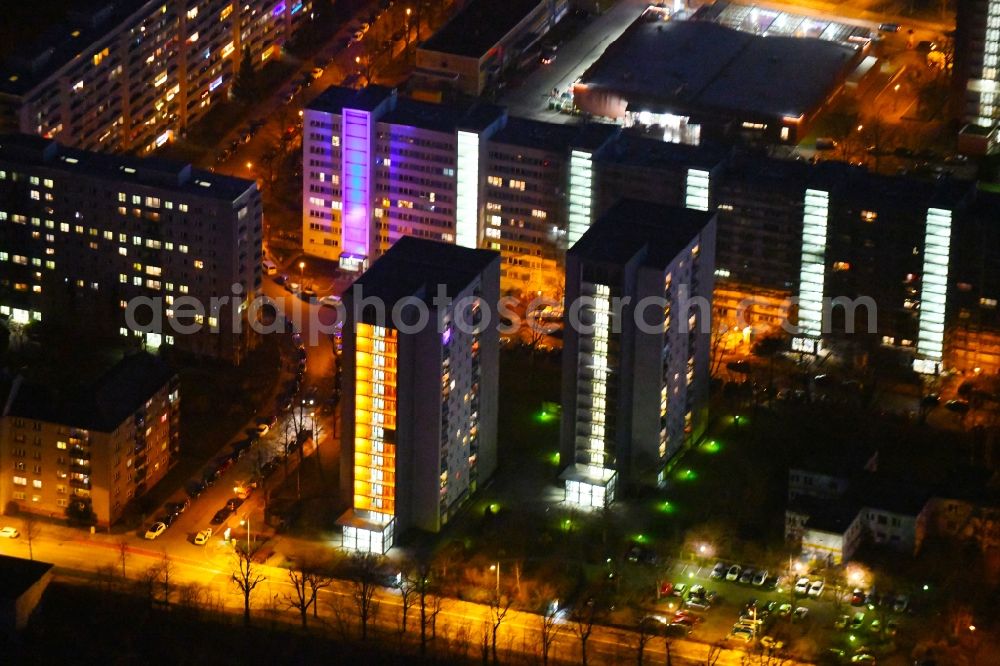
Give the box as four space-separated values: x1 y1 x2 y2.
0 0 313 154
0 138 263 363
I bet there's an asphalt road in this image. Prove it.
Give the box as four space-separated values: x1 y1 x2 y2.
0 525 778 666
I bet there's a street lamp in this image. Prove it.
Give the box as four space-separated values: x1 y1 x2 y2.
489 562 500 596
239 515 251 551
246 161 253 170
298 260 305 287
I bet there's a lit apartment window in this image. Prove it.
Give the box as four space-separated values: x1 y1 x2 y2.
508 179 526 191
194 260 204 269
12 476 26 486
32 479 42 489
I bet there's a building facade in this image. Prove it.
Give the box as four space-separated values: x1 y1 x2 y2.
303 85 1000 377
415 0 568 96
0 134 262 363
559 200 716 506
0 353 179 528
0 0 313 154
956 0 1000 139
338 237 500 552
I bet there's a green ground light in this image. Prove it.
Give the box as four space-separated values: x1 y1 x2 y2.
676 468 698 481
658 500 676 514
548 451 560 465
700 440 721 454
560 518 573 532
534 408 558 424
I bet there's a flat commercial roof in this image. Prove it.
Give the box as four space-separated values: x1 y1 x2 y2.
309 85 506 133
569 199 712 268
351 237 499 308
490 117 620 153
0 133 255 201
420 0 545 58
579 18 859 120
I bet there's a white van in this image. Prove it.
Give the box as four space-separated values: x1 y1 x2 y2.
262 259 278 275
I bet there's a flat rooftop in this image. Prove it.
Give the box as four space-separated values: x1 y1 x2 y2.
420 0 545 58
579 17 859 120
4 352 175 432
569 199 713 268
0 0 155 96
490 117 620 153
309 86 506 133
0 555 53 599
350 237 499 309
0 134 255 201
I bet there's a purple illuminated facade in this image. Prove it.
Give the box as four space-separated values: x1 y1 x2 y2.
341 109 374 265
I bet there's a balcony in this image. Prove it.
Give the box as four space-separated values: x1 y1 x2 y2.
70 478 91 490
69 447 91 460
69 463 90 474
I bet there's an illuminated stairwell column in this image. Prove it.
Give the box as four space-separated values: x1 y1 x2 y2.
969 0 1000 127
793 188 829 355
914 207 952 374
341 108 373 264
455 130 480 248
684 168 710 211
567 150 594 247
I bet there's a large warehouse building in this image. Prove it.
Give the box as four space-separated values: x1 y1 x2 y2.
573 5 867 145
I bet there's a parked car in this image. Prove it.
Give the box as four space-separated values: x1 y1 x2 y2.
835 614 850 629
808 580 825 597
145 522 167 539
157 513 176 527
0 526 20 538
849 612 866 630
777 603 792 618
226 497 245 511
684 596 711 611
851 588 866 606
752 569 768 586
893 595 909 613
725 565 742 581
670 583 688 598
710 562 727 580
301 287 318 301
729 627 753 643
319 294 342 308
211 508 232 525
166 499 190 515
310 67 325 79
794 577 811 595
793 607 809 622
194 528 213 545
739 568 755 585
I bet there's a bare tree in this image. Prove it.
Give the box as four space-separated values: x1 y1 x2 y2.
22 511 40 561
231 543 267 626
635 614 655 666
570 597 601 666
539 599 562 666
350 551 383 641
413 559 435 654
159 552 175 605
488 593 513 664
138 562 162 606
399 564 419 633
305 567 333 619
284 566 312 628
705 640 724 666
117 539 130 578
